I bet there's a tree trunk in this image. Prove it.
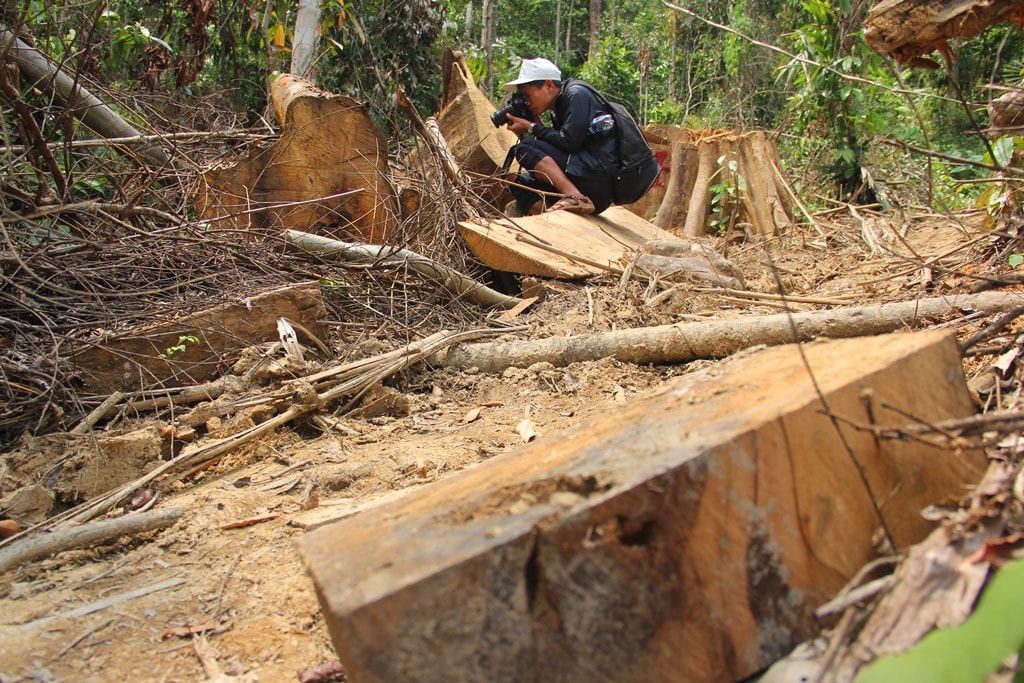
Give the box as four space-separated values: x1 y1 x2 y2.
641 127 794 238
302 329 985 683
588 0 601 61
865 0 1024 64
435 291 1024 373
290 0 321 82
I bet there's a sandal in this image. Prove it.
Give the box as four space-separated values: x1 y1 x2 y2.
547 194 595 215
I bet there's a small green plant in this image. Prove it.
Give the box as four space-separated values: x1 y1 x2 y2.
708 155 745 234
160 335 200 359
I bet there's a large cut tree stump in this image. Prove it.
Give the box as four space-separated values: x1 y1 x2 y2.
299 329 985 683
637 126 795 238
409 48 518 208
865 0 1024 65
195 74 397 243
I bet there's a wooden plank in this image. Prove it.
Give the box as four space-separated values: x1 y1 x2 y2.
71 282 326 394
458 206 677 277
298 329 986 683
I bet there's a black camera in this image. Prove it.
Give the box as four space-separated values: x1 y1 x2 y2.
490 92 532 127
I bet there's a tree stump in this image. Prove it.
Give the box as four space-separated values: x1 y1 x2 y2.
413 48 518 208
637 126 795 238
195 74 397 243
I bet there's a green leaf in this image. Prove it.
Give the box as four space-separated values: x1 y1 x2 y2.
993 136 1015 167
1009 253 1024 269
857 559 1024 683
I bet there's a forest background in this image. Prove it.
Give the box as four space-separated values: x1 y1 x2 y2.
7 0 1023 218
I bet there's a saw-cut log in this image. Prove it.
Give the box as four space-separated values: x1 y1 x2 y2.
458 206 676 278
865 0 1024 65
71 282 326 394
195 74 397 243
299 329 986 683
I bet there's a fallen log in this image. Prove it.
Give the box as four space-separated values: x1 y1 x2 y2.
70 281 326 394
865 0 1024 65
434 290 1024 372
0 29 172 168
299 329 986 683
0 507 183 573
283 230 523 310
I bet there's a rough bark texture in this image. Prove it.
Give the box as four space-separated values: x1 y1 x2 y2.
430 48 518 207
195 74 397 243
864 0 1024 64
299 329 986 683
638 126 795 238
435 291 1024 372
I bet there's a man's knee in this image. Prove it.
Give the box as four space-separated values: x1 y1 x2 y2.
514 140 547 169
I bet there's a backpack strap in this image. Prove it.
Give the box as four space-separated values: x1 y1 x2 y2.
563 79 619 182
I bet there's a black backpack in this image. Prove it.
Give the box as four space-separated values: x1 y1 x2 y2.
570 79 661 205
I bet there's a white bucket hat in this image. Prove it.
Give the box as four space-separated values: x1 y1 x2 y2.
503 58 562 90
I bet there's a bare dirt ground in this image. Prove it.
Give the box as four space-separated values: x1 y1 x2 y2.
0 211 1014 683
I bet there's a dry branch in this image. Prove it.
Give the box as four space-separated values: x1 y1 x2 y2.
4 329 505 537
435 290 1024 373
0 507 183 573
284 229 523 310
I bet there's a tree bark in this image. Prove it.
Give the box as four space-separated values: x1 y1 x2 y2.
682 138 716 237
865 0 1024 64
284 229 524 310
435 291 1024 373
588 0 601 61
0 507 183 573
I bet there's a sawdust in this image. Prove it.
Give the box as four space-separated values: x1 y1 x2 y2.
0 212 1013 683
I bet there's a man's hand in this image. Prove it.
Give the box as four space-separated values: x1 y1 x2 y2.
506 114 535 137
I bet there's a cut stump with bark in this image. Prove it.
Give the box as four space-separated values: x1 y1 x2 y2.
195 74 397 243
299 329 986 683
635 126 795 238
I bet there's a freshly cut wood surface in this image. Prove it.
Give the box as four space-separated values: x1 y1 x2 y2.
299 329 986 683
458 206 676 277
196 74 397 243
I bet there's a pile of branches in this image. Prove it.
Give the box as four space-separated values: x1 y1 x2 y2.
0 75 493 454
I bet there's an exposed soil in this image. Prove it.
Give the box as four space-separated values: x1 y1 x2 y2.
0 211 1016 683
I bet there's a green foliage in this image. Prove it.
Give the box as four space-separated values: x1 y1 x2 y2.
857 559 1024 683
159 335 200 360
708 155 746 234
577 36 641 112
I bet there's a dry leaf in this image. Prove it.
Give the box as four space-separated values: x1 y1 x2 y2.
0 519 20 539
464 407 481 423
517 419 537 442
